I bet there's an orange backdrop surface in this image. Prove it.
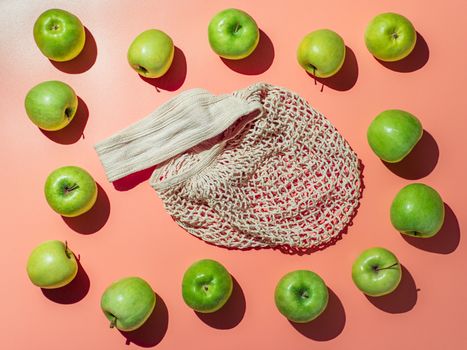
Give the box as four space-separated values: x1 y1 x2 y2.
1 0 466 349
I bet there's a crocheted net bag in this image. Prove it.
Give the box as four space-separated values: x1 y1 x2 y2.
95 83 363 250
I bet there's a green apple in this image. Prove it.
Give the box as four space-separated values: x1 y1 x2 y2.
367 109 422 163
27 240 78 289
101 277 156 331
127 29 174 78
390 183 445 238
274 270 328 323
44 166 97 217
33 8 86 62
352 247 401 297
182 259 233 313
365 12 417 62
208 8 259 60
25 80 78 131
297 29 346 78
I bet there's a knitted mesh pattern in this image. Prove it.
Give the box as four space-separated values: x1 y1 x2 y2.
150 83 362 250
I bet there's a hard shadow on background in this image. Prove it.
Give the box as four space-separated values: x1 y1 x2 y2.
383 130 439 180
112 166 156 191
41 96 89 144
311 46 359 91
221 29 274 75
290 287 346 341
366 265 418 313
195 276 246 329
139 47 187 92
50 27 97 74
62 183 111 234
120 293 169 347
376 32 429 72
41 259 90 304
402 203 460 254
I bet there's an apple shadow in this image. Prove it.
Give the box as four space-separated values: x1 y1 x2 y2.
195 276 246 329
41 259 90 304
290 288 346 341
376 32 429 72
120 293 169 347
112 166 157 191
139 46 187 92
220 29 274 75
402 203 460 254
62 183 111 234
382 130 439 180
40 96 89 144
311 46 359 91
50 27 98 74
365 265 418 313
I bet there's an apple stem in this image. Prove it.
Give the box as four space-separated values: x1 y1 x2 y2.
233 23 241 33
110 316 117 329
64 240 71 259
376 262 399 271
309 65 317 84
65 108 73 120
64 183 80 194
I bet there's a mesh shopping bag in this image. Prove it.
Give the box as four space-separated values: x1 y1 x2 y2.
95 83 363 250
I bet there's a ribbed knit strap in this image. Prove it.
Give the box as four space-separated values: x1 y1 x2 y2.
94 88 262 182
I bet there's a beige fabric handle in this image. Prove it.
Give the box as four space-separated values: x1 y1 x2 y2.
95 88 262 182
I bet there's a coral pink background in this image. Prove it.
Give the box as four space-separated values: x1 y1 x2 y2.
1 0 466 349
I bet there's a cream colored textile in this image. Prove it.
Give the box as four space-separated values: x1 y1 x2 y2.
95 83 362 250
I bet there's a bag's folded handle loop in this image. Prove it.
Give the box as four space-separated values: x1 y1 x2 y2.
95 87 263 183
